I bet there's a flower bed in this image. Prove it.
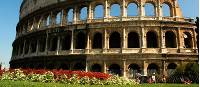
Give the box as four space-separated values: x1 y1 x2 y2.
0 69 137 85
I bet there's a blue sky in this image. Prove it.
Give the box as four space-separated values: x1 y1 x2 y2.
0 0 199 68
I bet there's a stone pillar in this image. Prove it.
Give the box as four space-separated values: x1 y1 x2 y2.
22 40 26 56
123 59 127 78
122 28 127 52
103 61 107 73
143 61 148 76
61 9 67 26
104 0 109 18
192 28 197 50
177 27 183 49
56 36 61 55
45 32 49 53
122 0 127 17
36 39 39 55
73 6 78 24
141 27 146 52
139 1 145 19
161 27 166 53
103 29 108 53
86 32 90 53
162 61 167 76
88 4 93 20
70 29 74 53
157 0 162 20
50 12 55 27
86 60 89 72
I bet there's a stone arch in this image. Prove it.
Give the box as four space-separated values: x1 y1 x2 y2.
56 11 62 24
144 2 155 16
167 63 177 76
147 63 159 75
73 62 85 70
92 32 103 49
162 2 173 17
165 31 177 48
109 64 122 76
127 2 138 16
80 6 88 20
30 40 37 53
109 32 121 48
91 64 102 72
49 36 58 51
146 31 158 48
61 33 71 50
128 63 141 78
183 32 193 48
110 3 121 17
46 14 51 26
94 4 104 19
67 8 74 23
59 63 70 70
128 32 140 48
75 32 86 49
39 37 46 52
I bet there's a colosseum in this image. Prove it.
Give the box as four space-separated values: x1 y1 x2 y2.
10 0 198 78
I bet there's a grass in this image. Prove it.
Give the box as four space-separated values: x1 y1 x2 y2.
0 80 198 87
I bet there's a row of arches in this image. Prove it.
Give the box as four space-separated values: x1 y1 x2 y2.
12 30 193 56
17 1 175 34
90 63 177 77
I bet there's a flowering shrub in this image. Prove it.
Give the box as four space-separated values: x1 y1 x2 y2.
0 69 137 85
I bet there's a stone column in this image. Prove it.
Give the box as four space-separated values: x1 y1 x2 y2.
162 61 167 76
139 1 145 19
86 32 90 53
50 12 55 27
103 61 107 73
122 0 127 17
123 59 127 78
103 29 108 53
122 28 127 53
56 36 61 55
36 39 39 55
22 40 26 56
143 61 148 76
88 4 93 20
86 60 89 72
157 0 162 20
73 6 78 24
177 27 183 49
104 0 109 18
61 9 67 26
141 27 146 53
45 32 49 54
70 29 74 53
192 28 197 50
161 27 166 53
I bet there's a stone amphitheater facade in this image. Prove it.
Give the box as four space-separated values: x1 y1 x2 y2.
10 0 198 78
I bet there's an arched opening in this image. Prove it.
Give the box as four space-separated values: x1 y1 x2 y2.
147 63 159 75
73 63 85 70
128 32 140 48
94 5 104 19
147 31 158 48
67 9 73 23
165 31 177 48
92 32 102 49
30 41 37 53
80 7 88 20
144 3 155 16
183 32 193 48
128 64 141 78
162 3 171 17
46 15 51 26
49 37 58 51
75 32 86 49
59 63 70 70
39 38 46 52
110 3 121 17
56 12 62 24
61 34 71 50
109 32 121 48
91 64 102 72
24 41 30 54
109 64 122 76
167 63 177 76
127 3 138 16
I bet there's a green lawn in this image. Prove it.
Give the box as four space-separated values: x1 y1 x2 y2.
0 80 198 87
